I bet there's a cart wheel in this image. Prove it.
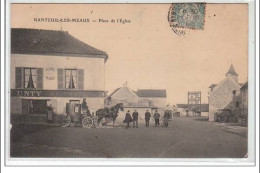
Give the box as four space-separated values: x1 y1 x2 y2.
82 117 94 128
218 115 227 123
61 114 71 127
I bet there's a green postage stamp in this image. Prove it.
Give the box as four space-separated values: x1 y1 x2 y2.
168 3 206 30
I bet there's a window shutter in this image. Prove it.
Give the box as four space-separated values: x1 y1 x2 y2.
78 69 84 90
15 67 23 88
37 68 43 89
58 68 64 89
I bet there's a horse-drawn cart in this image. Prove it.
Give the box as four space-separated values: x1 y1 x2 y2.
60 103 95 128
60 102 124 128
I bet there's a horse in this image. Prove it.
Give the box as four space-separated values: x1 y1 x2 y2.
96 103 124 127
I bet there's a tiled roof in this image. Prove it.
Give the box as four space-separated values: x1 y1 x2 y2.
226 64 238 76
11 28 108 61
136 89 167 98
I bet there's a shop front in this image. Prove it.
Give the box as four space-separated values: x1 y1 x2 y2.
11 89 105 123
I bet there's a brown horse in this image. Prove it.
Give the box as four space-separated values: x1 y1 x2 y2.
96 103 124 127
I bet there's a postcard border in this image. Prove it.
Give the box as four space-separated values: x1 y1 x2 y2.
3 0 257 167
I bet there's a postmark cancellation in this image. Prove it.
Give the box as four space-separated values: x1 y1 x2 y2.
168 3 206 30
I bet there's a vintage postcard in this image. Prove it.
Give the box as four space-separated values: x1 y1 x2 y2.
6 2 255 165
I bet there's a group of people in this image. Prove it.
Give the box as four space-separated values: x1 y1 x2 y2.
123 109 171 129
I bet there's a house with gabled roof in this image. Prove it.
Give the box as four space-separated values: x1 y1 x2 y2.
136 89 167 108
105 84 167 120
10 28 108 122
208 64 243 121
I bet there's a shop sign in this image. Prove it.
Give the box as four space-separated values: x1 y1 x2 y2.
11 89 104 98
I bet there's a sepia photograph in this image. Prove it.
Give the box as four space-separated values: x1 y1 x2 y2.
8 3 250 160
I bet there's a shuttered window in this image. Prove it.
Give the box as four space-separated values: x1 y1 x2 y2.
57 69 84 90
15 67 43 89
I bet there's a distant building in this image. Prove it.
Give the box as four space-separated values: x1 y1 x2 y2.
176 104 188 116
188 91 201 116
11 28 108 122
176 104 209 117
106 84 167 120
208 64 242 121
136 89 167 108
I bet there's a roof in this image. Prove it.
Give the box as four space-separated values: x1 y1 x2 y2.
210 76 241 96
240 81 248 90
176 104 188 108
136 89 167 98
177 104 209 112
106 88 120 99
209 84 217 89
11 28 108 61
226 64 238 76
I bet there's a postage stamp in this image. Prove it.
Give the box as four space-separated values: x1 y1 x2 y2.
168 3 206 30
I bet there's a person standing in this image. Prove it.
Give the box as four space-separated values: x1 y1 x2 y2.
81 98 88 112
145 110 151 127
153 110 160 127
46 104 53 123
124 110 132 129
132 109 139 128
163 110 170 127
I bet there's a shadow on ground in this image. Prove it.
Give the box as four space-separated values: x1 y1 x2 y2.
11 124 56 142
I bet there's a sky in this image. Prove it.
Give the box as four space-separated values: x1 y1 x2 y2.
11 4 248 105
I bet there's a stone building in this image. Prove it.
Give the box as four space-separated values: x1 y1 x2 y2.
240 81 248 119
208 64 242 121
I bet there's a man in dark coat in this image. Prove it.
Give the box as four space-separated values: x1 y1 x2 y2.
132 109 139 128
153 110 160 127
81 98 88 112
163 110 171 127
145 110 151 127
124 110 132 129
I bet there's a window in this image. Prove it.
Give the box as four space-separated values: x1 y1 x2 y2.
236 101 240 107
57 68 84 90
15 67 43 89
233 90 236 95
24 68 37 89
65 69 78 89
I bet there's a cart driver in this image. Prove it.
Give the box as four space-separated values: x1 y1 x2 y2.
81 98 88 114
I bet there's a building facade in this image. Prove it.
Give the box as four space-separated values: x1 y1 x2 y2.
208 64 242 121
10 28 108 121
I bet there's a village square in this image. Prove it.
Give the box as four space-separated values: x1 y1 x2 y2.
10 28 248 158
